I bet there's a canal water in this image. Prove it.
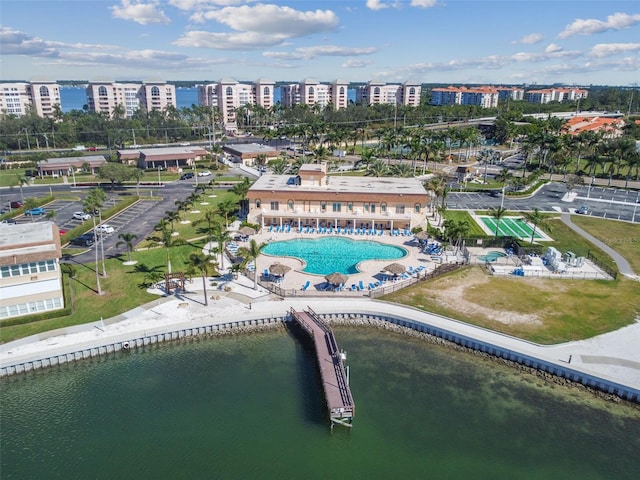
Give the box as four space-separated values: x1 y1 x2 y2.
1 327 639 479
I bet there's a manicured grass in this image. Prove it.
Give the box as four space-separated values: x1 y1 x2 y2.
571 216 640 274
441 210 486 236
381 266 639 344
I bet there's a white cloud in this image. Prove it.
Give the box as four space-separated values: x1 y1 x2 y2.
558 12 640 38
410 0 437 8
342 58 372 68
263 45 377 60
0 27 115 57
545 43 562 53
589 43 640 58
513 33 543 45
366 0 389 10
174 31 289 50
111 1 170 25
193 4 339 37
168 0 251 9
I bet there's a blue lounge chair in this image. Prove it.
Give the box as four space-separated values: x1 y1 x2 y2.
263 268 270 280
379 230 384 236
368 282 376 290
268 225 273 232
301 280 311 291
350 284 357 291
359 280 365 291
336 283 345 291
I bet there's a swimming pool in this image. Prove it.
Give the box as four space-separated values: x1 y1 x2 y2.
262 237 406 275
477 251 508 262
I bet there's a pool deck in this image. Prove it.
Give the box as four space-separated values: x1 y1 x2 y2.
242 229 439 292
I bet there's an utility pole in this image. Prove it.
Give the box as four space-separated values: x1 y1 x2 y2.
132 128 136 146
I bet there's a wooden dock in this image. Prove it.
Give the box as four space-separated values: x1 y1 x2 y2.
289 307 355 429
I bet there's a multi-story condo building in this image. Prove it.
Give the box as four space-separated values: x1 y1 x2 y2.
357 81 421 106
280 79 349 110
246 163 429 232
0 81 61 118
197 78 276 134
86 81 176 118
0 222 64 320
525 87 589 104
430 86 499 108
496 86 525 101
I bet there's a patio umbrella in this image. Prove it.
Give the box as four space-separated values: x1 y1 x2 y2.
269 263 291 276
414 231 429 241
384 262 406 276
325 272 348 286
239 226 257 236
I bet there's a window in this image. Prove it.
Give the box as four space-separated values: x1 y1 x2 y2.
321 201 326 212
409 87 416 95
414 203 421 213
151 86 160 97
226 86 233 96
339 86 345 94
270 201 279 211
255 199 261 208
39 86 50 97
287 200 294 211
98 86 108 97
264 86 270 95
396 205 405 214
381 203 387 213
364 204 369 213
347 202 353 212
332 202 342 212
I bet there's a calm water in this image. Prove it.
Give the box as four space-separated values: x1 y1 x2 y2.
2 328 639 479
262 237 406 274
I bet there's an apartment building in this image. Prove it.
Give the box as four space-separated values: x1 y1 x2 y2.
197 78 276 134
357 81 422 106
0 222 64 320
0 81 62 118
525 87 589 104
86 81 176 118
496 86 525 101
280 79 350 110
430 86 499 108
246 163 429 232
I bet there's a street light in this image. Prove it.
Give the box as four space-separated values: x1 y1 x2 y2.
157 166 161 185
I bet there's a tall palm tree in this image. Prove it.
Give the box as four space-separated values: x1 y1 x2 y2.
489 206 507 237
238 239 265 290
83 187 107 291
211 222 232 272
185 253 214 306
164 210 180 232
523 208 548 245
367 158 390 177
116 232 138 263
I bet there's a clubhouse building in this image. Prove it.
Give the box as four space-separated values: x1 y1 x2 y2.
246 163 429 232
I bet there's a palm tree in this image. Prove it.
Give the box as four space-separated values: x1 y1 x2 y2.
185 253 213 306
367 158 389 177
116 232 138 263
17 176 30 202
391 162 413 178
211 222 232 271
489 206 507 237
164 210 180 232
154 227 186 273
238 239 265 290
523 208 548 245
217 197 239 228
83 188 107 292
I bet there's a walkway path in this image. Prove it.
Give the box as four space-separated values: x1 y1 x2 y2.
560 212 636 278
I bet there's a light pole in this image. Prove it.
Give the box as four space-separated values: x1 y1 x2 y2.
500 185 506 210
157 166 161 185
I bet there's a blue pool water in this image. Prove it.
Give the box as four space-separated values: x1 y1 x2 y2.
262 237 406 275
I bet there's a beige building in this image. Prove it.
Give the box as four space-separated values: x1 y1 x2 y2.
86 81 176 118
116 146 208 170
246 163 429 232
197 78 276 134
280 79 349 110
222 143 279 167
37 155 107 177
357 81 421 106
0 81 61 118
0 222 64 320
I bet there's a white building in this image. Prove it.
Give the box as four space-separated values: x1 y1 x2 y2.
0 81 62 118
281 79 350 110
86 81 176 118
430 86 499 108
525 87 589 104
0 222 64 320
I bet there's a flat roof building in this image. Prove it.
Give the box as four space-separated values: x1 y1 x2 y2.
222 143 279 167
0 222 64 320
86 81 176 118
37 155 108 177
116 146 208 170
0 81 61 118
246 163 429 232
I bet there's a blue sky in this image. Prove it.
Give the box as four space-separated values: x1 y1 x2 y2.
1 1 639 85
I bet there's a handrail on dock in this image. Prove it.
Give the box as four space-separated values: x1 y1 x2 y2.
289 307 355 429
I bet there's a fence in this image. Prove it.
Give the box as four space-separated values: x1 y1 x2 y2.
586 251 618 280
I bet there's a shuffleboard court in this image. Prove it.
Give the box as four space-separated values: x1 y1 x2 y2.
476 216 552 241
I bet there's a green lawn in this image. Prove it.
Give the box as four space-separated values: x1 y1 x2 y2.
441 210 486 236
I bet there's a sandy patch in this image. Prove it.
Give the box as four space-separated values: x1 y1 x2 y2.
428 268 543 326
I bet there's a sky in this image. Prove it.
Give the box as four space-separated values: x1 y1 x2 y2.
1 0 639 85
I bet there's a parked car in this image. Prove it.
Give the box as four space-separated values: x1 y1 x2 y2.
1 218 17 225
73 211 91 220
180 142 191 146
72 145 86 151
59 228 67 235
88 146 98 151
180 172 194 180
95 224 115 234
70 233 94 247
197 170 212 177
25 207 46 216
576 205 590 215
10 201 23 209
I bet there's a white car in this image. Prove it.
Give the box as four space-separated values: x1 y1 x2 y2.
197 170 212 177
95 224 115 234
73 211 91 221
